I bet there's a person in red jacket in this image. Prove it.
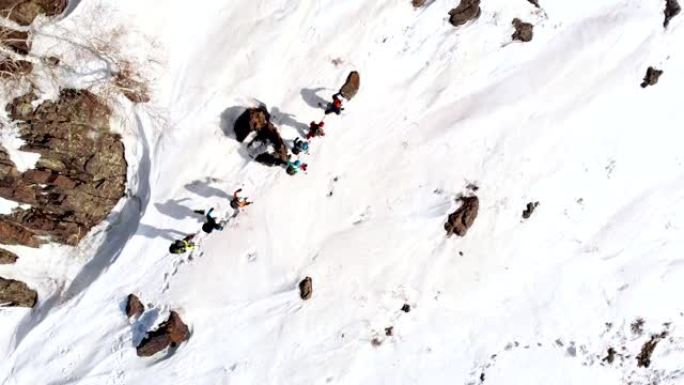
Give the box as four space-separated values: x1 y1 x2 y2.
324 94 344 115
307 121 325 139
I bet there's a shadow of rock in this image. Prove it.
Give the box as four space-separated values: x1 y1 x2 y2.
131 308 161 347
270 107 309 137
219 106 247 139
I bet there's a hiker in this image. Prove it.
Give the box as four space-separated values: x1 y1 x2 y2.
231 188 253 210
201 208 224 234
286 158 308 175
292 137 310 155
169 234 196 254
324 94 344 115
307 121 325 139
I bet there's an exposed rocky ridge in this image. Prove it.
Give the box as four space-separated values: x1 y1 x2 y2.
0 248 18 264
0 89 126 247
0 0 66 26
0 27 31 55
0 276 37 307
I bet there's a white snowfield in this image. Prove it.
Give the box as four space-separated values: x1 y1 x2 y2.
1 0 683 384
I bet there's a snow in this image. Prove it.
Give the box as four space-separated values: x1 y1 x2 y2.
0 127 40 173
1 0 684 384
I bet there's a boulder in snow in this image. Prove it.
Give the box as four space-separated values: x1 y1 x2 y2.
0 248 18 264
338 71 360 100
522 201 539 219
445 196 479 237
136 311 190 357
234 106 270 142
125 294 145 319
512 18 534 42
448 0 481 28
664 0 681 28
527 0 541 8
641 67 663 88
0 277 37 307
299 277 313 300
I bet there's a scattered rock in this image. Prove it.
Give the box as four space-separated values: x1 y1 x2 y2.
448 0 481 28
636 332 667 368
136 311 190 357
602 347 617 364
412 0 426 7
512 18 534 42
445 196 479 237
371 337 383 347
114 69 150 103
641 67 663 88
385 326 394 336
631 318 645 335
0 59 32 78
527 0 540 8
664 0 681 28
125 294 144 319
338 71 360 100
299 276 313 300
0 248 18 264
401 303 411 313
522 201 539 219
1 89 127 247
0 27 31 55
0 276 37 307
0 0 67 26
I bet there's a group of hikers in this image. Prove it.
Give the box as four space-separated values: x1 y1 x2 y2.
168 73 357 255
168 189 253 254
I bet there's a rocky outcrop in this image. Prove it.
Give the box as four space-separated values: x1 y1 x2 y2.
0 59 32 78
527 0 540 8
445 196 479 237
522 201 539 219
0 248 18 264
0 89 127 247
299 276 312 300
0 276 37 307
636 332 667 368
125 294 144 319
0 27 31 55
641 67 663 88
448 0 481 28
338 71 360 100
412 0 426 7
136 311 190 357
0 0 67 26
664 0 681 28
234 107 270 142
512 18 534 42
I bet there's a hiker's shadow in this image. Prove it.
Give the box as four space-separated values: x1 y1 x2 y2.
154 198 203 222
185 178 231 200
301 87 329 109
270 107 309 137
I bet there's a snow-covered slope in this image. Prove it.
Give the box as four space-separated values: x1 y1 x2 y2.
2 0 684 384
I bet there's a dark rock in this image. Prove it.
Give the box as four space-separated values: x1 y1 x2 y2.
371 337 383 347
299 276 312 300
234 107 269 142
338 71 360 100
412 0 426 6
602 347 617 364
636 332 667 368
0 59 32 78
522 201 539 219
641 67 663 88
631 318 645 335
445 196 479 237
385 326 394 336
512 18 534 42
401 303 411 312
0 27 31 55
125 294 144 319
527 0 540 8
254 152 285 167
0 0 67 26
136 311 190 357
0 248 18 264
0 276 37 307
448 0 481 28
0 89 126 247
664 0 681 28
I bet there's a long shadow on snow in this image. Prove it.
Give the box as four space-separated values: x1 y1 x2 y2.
154 198 203 222
270 107 309 137
185 178 231 200
301 87 330 109
11 112 153 348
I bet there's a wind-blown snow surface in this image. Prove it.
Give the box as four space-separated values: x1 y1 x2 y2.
1 0 684 384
